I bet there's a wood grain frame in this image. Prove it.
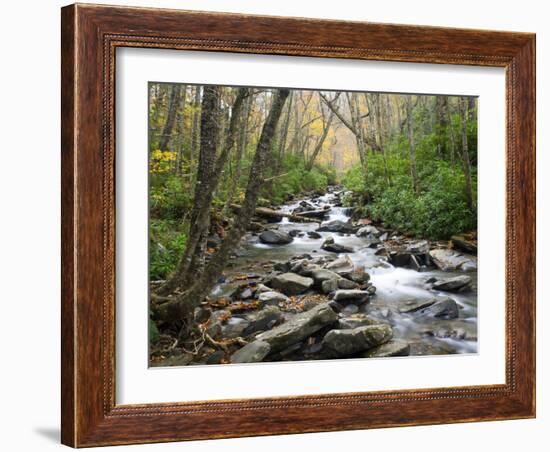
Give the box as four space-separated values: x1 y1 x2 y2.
61 3 536 447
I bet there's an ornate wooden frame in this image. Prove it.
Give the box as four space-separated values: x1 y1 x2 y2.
61 3 536 447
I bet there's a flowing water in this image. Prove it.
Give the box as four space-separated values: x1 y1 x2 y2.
223 189 478 356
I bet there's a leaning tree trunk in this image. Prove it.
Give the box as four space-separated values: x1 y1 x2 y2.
158 85 182 152
154 89 290 332
156 87 249 296
305 109 334 171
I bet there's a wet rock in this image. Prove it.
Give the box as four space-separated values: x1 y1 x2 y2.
399 299 436 314
255 303 338 353
310 268 342 287
361 340 410 358
321 237 354 253
432 275 472 292
328 300 344 313
157 353 194 367
417 297 459 319
230 340 271 363
409 254 422 272
346 268 370 284
406 240 430 254
206 350 226 364
299 208 332 219
425 321 477 341
221 317 250 338
389 251 413 267
321 278 339 294
307 231 322 239
258 290 289 306
270 273 314 295
255 283 272 294
337 314 380 329
338 278 359 290
288 229 302 238
356 225 380 238
259 230 293 245
451 234 478 255
318 220 356 234
240 287 254 299
322 324 393 357
342 304 359 315
325 255 354 274
367 238 382 248
409 341 456 355
429 249 477 271
332 289 370 304
379 232 389 241
243 306 283 336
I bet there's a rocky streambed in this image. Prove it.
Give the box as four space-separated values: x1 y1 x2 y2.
152 186 478 367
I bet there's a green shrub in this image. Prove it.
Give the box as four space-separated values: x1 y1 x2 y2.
149 175 192 220
149 219 187 280
344 159 476 240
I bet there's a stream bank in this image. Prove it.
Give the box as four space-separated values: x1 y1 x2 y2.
151 186 478 367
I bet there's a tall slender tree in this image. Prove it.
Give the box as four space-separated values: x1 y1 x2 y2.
155 89 291 333
158 85 182 151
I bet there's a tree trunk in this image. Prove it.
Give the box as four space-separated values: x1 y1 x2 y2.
159 85 182 151
405 95 419 194
305 108 334 171
157 88 249 296
372 93 391 185
154 89 290 332
223 93 253 214
460 97 475 212
174 86 187 174
189 86 201 178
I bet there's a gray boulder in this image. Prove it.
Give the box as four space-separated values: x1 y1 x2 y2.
398 299 436 314
243 306 283 336
432 275 472 292
255 303 338 353
337 314 380 329
318 220 356 234
356 225 380 237
429 249 477 271
307 231 322 239
418 297 459 319
332 289 370 304
259 230 293 245
221 317 250 339
230 340 271 363
325 255 354 273
258 291 289 306
321 237 354 253
322 324 393 357
338 278 359 290
310 268 341 286
321 278 339 294
361 340 410 358
270 273 314 295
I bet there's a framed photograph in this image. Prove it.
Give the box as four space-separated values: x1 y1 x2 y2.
61 3 535 447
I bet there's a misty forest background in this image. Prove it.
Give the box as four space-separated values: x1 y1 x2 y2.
148 83 477 338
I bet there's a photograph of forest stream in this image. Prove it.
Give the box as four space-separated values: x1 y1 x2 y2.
148 83 478 367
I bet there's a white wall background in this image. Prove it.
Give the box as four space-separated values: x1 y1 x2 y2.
0 1 546 451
